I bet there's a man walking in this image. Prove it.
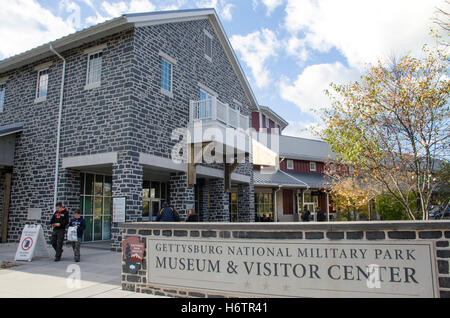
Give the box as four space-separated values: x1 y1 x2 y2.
50 202 69 261
156 201 180 222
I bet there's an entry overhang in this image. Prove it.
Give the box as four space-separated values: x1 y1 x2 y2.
0 122 23 166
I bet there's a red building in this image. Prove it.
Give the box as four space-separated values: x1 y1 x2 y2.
251 107 335 222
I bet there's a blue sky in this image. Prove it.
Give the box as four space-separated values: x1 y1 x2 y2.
0 0 446 138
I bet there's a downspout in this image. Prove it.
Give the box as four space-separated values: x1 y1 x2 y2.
50 45 66 210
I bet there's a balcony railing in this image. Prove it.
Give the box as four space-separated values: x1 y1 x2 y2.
189 97 249 131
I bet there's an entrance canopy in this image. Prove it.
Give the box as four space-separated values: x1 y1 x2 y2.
0 122 23 167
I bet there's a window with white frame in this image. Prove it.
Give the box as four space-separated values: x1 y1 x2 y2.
204 31 213 61
310 162 317 172
287 159 294 170
86 51 103 87
36 69 49 100
161 58 172 93
0 84 5 112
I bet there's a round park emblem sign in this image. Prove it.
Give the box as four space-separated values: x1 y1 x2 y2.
21 237 33 251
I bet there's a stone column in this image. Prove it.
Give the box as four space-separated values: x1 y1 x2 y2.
208 178 229 222
111 151 143 252
237 181 255 222
169 172 194 221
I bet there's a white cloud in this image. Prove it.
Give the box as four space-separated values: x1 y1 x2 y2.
0 0 76 58
279 62 360 115
101 0 156 17
283 120 323 140
195 0 235 21
262 0 284 15
284 0 445 69
231 28 280 89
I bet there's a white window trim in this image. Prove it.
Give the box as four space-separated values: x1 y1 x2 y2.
35 68 49 103
197 82 218 97
84 51 103 90
160 55 174 98
158 50 177 65
310 162 317 172
287 159 294 170
33 62 53 72
83 43 107 55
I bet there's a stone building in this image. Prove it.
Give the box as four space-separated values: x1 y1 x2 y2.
0 9 258 250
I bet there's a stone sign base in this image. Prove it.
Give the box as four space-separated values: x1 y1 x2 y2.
119 222 450 298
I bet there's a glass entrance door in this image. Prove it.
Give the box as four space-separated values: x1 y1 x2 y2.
142 180 167 221
80 173 112 241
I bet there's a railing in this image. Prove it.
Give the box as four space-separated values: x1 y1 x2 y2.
190 97 249 130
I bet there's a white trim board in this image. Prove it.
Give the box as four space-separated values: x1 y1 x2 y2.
62 152 118 168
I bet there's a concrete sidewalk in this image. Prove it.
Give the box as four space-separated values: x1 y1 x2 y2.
0 242 165 298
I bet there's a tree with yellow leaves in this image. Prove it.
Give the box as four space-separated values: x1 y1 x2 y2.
318 44 449 220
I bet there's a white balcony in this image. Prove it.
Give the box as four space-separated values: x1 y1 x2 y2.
189 97 249 131
188 97 250 154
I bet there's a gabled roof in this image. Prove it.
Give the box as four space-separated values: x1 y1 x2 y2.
0 8 259 110
259 105 288 130
253 169 331 189
279 135 335 162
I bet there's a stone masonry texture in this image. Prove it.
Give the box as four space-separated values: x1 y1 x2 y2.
0 18 256 247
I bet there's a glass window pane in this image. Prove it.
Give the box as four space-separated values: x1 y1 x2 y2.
152 201 160 219
161 183 166 199
85 174 94 195
83 216 93 242
151 181 160 199
104 197 111 215
95 197 103 215
80 173 85 195
104 176 112 197
142 201 149 217
94 216 102 241
102 216 111 240
83 196 93 215
95 175 103 196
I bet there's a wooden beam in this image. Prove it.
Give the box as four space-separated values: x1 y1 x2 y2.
187 143 196 188
224 157 239 192
1 169 12 243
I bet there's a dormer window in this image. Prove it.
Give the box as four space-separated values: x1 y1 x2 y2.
287 160 294 170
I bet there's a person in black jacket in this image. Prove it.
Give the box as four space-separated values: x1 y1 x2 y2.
50 202 69 261
186 209 199 222
69 209 86 262
156 201 180 222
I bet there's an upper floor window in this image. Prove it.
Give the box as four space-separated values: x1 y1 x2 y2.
86 51 103 88
204 30 213 61
310 162 317 172
36 69 49 101
161 58 172 94
265 117 269 128
0 84 5 112
287 159 294 170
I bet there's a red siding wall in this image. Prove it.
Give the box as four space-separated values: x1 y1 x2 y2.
280 159 325 173
252 112 260 131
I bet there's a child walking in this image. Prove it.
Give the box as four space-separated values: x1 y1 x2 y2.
69 210 86 262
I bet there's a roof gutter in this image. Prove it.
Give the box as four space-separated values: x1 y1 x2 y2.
50 44 66 210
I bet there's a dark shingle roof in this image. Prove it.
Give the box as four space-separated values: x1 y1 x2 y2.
253 169 331 189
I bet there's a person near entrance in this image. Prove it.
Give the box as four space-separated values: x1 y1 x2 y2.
69 209 86 262
316 207 326 222
50 202 69 261
301 205 311 222
156 201 180 222
186 209 199 222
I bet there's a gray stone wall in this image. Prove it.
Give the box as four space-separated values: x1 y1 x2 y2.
0 18 256 245
120 222 450 298
0 29 136 242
